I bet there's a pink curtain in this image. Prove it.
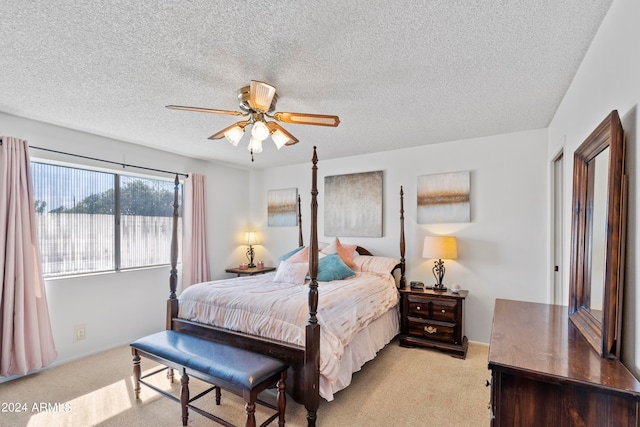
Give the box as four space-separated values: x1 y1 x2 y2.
0 137 57 376
182 173 210 288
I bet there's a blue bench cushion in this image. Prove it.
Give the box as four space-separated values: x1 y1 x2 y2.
131 330 287 391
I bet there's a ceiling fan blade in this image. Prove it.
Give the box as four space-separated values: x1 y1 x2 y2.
266 122 299 146
208 120 249 140
166 105 244 116
249 80 277 113
273 112 340 127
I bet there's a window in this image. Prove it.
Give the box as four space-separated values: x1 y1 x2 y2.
31 162 182 277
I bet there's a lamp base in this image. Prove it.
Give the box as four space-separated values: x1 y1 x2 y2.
246 245 256 269
426 284 447 291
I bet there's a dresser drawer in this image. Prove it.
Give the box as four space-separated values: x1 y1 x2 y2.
407 317 456 343
407 295 458 322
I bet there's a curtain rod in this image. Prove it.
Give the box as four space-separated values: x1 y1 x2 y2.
28 145 189 178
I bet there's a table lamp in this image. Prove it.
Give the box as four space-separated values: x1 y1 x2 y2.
422 235 457 290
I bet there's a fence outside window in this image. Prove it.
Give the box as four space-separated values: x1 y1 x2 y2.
31 162 182 277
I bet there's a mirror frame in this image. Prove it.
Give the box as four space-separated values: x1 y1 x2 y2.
569 110 626 358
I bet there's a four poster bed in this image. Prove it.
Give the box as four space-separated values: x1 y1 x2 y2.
166 147 406 426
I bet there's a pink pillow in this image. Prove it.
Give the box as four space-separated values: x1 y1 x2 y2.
287 246 309 263
336 240 357 268
321 238 357 268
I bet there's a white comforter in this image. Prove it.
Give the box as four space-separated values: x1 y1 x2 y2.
178 271 399 387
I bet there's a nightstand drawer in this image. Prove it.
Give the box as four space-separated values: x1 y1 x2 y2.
407 299 430 318
407 317 455 343
431 299 458 322
407 295 458 322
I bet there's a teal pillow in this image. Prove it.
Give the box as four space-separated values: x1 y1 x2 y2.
317 253 356 282
278 246 304 264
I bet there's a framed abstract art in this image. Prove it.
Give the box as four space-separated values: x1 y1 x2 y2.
417 171 470 224
268 188 298 226
324 170 383 237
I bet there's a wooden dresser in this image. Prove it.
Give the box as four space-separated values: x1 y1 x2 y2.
488 299 640 426
399 287 468 358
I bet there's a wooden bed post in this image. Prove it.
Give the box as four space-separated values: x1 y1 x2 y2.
399 186 406 288
305 147 320 427
298 194 303 248
167 174 180 330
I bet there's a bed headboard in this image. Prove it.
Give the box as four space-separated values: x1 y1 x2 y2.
355 246 373 256
297 186 406 288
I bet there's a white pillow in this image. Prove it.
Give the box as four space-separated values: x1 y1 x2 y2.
320 239 338 255
273 261 309 285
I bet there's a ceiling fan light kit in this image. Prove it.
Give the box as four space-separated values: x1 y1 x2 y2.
167 80 340 161
223 123 246 146
271 130 289 149
250 118 270 141
247 137 263 154
248 80 277 113
266 121 298 147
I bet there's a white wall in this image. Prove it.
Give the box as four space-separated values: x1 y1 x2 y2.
250 129 548 344
548 0 640 376
0 112 249 374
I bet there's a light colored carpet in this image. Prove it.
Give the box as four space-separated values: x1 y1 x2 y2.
0 339 491 426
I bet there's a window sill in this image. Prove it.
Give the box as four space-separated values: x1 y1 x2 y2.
43 263 182 281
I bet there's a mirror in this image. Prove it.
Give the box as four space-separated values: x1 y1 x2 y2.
589 147 608 322
569 110 626 358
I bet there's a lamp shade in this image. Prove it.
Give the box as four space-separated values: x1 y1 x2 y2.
251 120 270 141
244 231 259 246
422 236 457 260
224 125 245 146
271 129 290 149
247 137 263 153
249 80 277 113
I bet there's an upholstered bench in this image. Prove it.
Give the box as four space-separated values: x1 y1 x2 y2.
130 330 288 427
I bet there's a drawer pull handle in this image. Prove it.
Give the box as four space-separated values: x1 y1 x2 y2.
424 326 437 334
416 306 421 310
441 309 446 313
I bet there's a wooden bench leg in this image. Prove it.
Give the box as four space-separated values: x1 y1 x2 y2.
132 351 141 400
180 370 189 426
215 385 221 405
167 367 175 383
278 371 287 427
243 390 257 427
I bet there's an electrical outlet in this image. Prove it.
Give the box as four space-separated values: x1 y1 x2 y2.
74 325 86 342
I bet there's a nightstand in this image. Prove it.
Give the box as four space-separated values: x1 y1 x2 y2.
225 266 276 277
399 287 468 359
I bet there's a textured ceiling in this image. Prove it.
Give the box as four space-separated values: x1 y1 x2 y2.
0 1 612 168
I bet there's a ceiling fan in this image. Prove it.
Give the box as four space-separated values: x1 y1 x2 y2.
166 80 340 162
